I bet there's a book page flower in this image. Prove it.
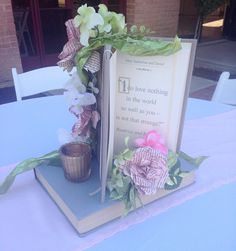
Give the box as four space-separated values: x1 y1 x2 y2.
57 19 82 71
134 130 168 155
119 147 168 195
74 4 104 46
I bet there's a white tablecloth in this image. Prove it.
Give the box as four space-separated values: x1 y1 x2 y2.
0 101 236 251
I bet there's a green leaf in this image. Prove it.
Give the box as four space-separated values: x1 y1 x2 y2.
129 186 136 207
110 190 120 200
106 180 113 191
168 159 181 176
124 136 129 147
114 154 125 167
0 151 60 194
113 158 120 167
173 176 177 184
118 36 181 56
122 150 133 160
75 35 181 84
164 175 183 190
173 167 180 176
139 25 146 33
165 176 175 186
116 175 124 187
179 172 189 178
122 148 129 154
167 150 178 169
130 25 138 33
179 151 208 167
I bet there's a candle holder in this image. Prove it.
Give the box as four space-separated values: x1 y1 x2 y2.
59 142 91 182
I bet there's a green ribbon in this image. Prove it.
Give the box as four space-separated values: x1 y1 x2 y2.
0 151 60 194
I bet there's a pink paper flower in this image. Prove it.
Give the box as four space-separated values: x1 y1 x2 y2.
134 130 168 155
119 147 168 195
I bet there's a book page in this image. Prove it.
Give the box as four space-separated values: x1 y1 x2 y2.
111 42 192 155
100 41 195 203
99 46 113 203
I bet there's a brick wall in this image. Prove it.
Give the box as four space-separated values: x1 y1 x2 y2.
126 0 180 37
0 0 22 86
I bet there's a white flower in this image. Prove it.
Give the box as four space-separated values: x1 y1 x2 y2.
77 92 96 106
64 72 86 94
64 88 96 107
98 4 112 33
64 86 80 106
74 4 104 46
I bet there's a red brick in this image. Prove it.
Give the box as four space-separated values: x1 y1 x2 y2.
0 0 22 84
126 0 180 36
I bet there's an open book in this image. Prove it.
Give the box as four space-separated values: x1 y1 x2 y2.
100 39 197 202
35 38 197 234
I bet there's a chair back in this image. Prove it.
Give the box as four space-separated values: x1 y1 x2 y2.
12 66 75 101
212 72 236 105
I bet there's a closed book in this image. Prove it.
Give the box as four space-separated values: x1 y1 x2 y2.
34 158 195 235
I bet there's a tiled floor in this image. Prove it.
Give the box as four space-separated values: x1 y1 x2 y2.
189 85 216 100
189 67 219 101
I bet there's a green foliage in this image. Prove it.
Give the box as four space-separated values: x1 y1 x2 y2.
165 151 185 190
165 150 208 190
179 151 208 167
165 159 184 190
107 165 138 213
73 4 182 82
108 148 207 213
107 146 140 213
194 0 227 17
0 151 60 194
76 34 181 82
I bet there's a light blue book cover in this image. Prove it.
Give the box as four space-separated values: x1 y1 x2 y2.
35 157 195 235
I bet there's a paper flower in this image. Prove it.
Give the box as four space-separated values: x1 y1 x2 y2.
83 51 101 74
72 106 100 138
57 19 82 71
74 4 104 46
119 147 168 195
134 130 168 155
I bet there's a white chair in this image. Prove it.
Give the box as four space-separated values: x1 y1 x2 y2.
211 72 236 105
12 66 75 101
